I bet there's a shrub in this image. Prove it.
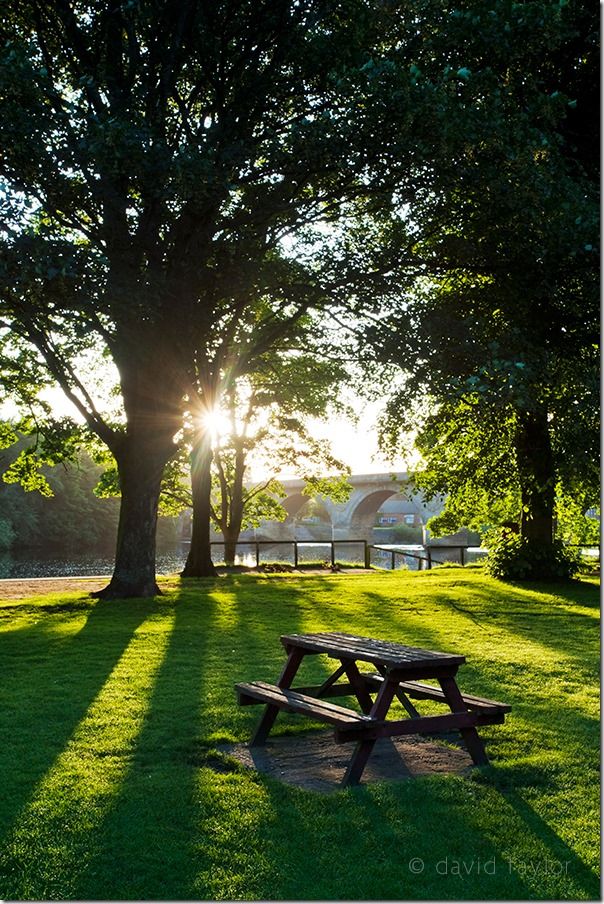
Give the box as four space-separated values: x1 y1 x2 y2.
485 530 580 581
578 553 600 576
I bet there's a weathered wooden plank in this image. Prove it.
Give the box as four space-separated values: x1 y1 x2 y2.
402 681 511 713
341 659 375 714
289 682 357 698
438 675 490 766
375 664 421 718
237 681 373 727
280 632 466 669
360 673 511 714
316 662 348 696
341 672 401 786
249 646 304 746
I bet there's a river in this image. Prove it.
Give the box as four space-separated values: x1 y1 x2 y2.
0 541 493 578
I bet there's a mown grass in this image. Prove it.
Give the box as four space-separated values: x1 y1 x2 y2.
0 568 599 900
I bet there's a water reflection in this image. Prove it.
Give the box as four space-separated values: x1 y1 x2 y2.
3 542 591 579
0 541 367 578
0 546 190 579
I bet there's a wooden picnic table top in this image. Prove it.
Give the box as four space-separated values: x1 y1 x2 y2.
280 631 466 670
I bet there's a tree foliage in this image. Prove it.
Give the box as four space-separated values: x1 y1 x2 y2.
162 317 352 564
2 0 597 589
1 0 473 594
366 0 598 561
0 432 121 553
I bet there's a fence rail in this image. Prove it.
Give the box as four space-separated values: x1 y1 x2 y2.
369 543 487 570
203 539 600 571
209 538 371 568
207 539 486 570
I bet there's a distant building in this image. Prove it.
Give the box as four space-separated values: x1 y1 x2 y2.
374 494 435 528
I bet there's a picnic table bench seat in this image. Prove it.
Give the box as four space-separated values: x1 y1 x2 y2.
236 680 373 728
359 674 512 715
285 673 510 717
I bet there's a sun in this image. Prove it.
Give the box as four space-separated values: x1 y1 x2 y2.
200 407 232 442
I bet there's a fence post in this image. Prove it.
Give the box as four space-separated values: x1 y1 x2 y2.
460 546 465 566
255 541 260 568
294 542 298 568
427 548 432 570
330 541 336 568
391 550 395 570
364 540 370 569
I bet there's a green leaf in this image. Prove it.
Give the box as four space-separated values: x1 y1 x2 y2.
2 450 53 496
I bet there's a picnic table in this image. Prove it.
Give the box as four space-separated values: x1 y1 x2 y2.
236 631 511 786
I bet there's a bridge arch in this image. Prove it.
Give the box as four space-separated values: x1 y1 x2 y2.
349 489 401 535
256 472 434 541
281 493 308 519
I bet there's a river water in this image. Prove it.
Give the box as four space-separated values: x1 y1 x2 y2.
0 541 493 578
0 541 595 580
0 546 190 579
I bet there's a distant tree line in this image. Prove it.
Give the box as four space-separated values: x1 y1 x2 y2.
0 436 177 555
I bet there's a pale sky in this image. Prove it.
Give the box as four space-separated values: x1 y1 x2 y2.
304 402 409 477
17 375 411 479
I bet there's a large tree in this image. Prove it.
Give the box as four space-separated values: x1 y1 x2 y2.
369 0 598 553
0 0 449 596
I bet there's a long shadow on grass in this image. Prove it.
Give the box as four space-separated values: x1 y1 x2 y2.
416 573 599 673
359 578 599 715
244 766 597 900
0 597 153 846
220 573 599 900
245 777 532 900
358 583 599 775
72 576 333 899
66 584 214 899
64 574 598 899
483 780 600 897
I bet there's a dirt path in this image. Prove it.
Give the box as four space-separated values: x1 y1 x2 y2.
219 730 472 792
0 567 371 600
0 576 110 599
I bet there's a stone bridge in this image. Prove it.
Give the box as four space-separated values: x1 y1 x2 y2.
255 472 440 542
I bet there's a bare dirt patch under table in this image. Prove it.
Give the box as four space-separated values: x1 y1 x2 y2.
220 730 472 792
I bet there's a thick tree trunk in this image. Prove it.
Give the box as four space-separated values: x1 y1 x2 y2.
223 529 239 567
94 438 171 599
182 427 217 577
222 446 246 566
516 407 555 544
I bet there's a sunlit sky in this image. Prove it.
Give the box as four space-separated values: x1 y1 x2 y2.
300 402 409 478
30 383 410 479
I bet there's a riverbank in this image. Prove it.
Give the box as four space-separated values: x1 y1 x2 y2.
0 565 373 599
0 575 110 599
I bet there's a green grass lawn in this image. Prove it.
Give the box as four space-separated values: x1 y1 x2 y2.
0 568 599 900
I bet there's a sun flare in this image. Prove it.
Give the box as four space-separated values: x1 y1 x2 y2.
200 407 232 441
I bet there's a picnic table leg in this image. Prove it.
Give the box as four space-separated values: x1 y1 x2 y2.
375 663 421 718
438 675 489 766
250 647 304 747
341 672 399 787
341 660 374 714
